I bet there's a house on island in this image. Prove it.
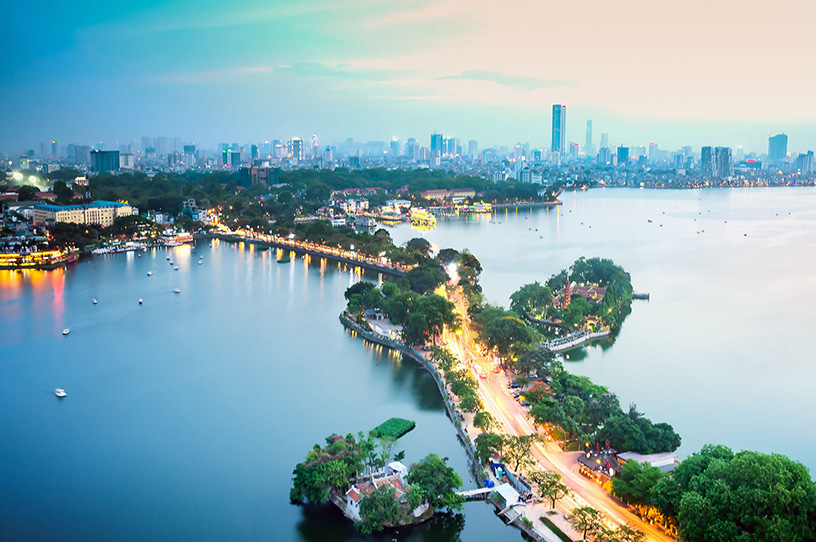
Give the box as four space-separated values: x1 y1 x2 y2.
617 451 679 474
341 461 429 522
365 308 403 340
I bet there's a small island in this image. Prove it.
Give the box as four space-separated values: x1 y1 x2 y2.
289 427 464 535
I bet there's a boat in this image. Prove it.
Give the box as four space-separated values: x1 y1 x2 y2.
92 298 98 304
198 261 202 265
138 254 142 258
173 289 181 293
147 271 152 276
173 266 179 270
62 329 70 336
409 208 437 228
199 255 204 259
257 246 269 252
138 298 143 305
55 388 67 398
277 255 291 264
166 256 170 260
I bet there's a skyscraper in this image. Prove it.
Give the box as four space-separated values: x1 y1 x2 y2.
700 146 714 178
405 138 418 161
467 140 478 158
390 137 400 156
291 137 304 161
430 133 443 155
768 134 788 163
90 150 120 172
649 142 658 164
551 104 567 157
714 147 733 178
585 120 593 156
50 140 58 159
617 146 629 167
600 133 609 149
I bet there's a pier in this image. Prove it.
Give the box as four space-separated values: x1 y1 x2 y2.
209 232 413 277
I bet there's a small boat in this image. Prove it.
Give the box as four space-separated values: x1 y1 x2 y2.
173 288 181 293
55 388 67 398
92 299 98 304
138 298 143 305
173 266 179 270
198 261 202 265
166 256 170 260
62 329 70 336
147 271 152 276
199 255 204 259
277 255 290 264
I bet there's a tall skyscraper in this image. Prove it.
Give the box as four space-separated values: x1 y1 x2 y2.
649 142 658 163
600 133 609 149
514 144 523 162
90 150 120 172
700 146 714 178
390 137 400 156
551 104 567 156
715 147 733 177
768 134 788 163
617 146 629 167
405 138 418 161
291 137 304 161
585 120 593 155
468 140 478 158
430 133 443 155
50 140 58 159
795 151 814 174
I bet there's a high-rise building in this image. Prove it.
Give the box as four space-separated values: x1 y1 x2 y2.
617 146 629 167
514 144 523 162
250 144 259 160
74 145 91 166
443 137 456 157
585 120 593 156
405 138 418 161
649 142 658 163
768 134 788 163
598 147 611 166
468 140 478 158
90 150 120 172
795 151 814 174
600 133 609 149
291 137 304 161
715 147 733 178
430 133 443 155
141 137 151 155
551 104 567 157
50 140 58 159
390 137 400 156
700 146 714 178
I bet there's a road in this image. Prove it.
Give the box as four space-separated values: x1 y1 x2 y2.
439 287 674 542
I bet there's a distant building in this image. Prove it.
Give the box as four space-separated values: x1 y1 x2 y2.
585 120 593 156
291 137 304 162
714 147 733 178
598 147 611 166
768 134 788 164
467 139 478 158
700 146 714 178
617 146 629 167
90 150 120 172
119 153 134 170
795 151 814 174
33 201 134 227
430 133 443 155
551 104 567 157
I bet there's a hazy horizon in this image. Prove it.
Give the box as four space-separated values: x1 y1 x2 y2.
3 0 816 156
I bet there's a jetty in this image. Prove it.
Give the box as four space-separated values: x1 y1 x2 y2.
209 231 413 277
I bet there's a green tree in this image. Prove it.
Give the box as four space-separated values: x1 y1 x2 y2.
17 185 38 201
473 411 496 433
406 237 432 257
357 483 402 534
569 506 604 541
406 259 447 294
509 281 552 316
474 432 504 464
484 316 532 358
436 248 459 265
515 345 561 379
612 460 662 507
407 454 464 510
502 434 537 472
527 470 571 511
290 434 366 504
52 180 74 203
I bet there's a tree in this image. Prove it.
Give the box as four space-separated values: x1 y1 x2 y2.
527 470 571 511
407 454 463 510
357 483 402 535
608 524 646 542
515 345 561 379
375 436 401 468
474 432 504 464
430 347 458 372
436 248 459 265
509 282 552 316
290 434 367 504
17 185 38 201
473 411 496 433
484 316 532 358
406 259 447 294
52 180 74 203
502 434 537 472
406 237 432 257
651 444 816 542
456 251 482 274
612 460 662 507
569 506 604 541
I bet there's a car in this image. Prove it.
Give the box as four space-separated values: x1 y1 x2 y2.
479 371 487 379
509 382 521 389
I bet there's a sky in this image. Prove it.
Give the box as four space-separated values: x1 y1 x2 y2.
3 0 816 155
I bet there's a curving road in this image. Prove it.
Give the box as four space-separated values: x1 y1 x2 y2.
439 288 674 542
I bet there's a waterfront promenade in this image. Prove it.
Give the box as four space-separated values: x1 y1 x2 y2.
208 230 413 277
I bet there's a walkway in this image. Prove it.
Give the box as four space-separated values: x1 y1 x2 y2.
209 230 413 277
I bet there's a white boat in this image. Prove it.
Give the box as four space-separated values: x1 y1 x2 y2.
199 255 204 259
138 298 143 305
198 261 202 265
92 298 98 304
62 329 70 336
173 288 181 293
173 266 179 270
55 388 67 398
166 256 170 260
147 271 152 276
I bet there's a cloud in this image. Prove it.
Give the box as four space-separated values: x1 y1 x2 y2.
151 66 275 84
436 70 575 91
275 62 410 82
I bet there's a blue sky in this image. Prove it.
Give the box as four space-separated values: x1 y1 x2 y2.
3 0 816 154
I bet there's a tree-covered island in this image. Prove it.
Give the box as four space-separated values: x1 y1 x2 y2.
289 429 464 535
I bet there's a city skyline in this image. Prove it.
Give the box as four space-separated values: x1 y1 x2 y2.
4 0 816 154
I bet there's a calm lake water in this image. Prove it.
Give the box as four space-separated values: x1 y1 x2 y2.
3 186 814 540
0 243 511 541
391 187 816 475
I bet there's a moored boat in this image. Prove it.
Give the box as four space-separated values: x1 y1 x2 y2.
55 388 67 398
62 328 70 336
